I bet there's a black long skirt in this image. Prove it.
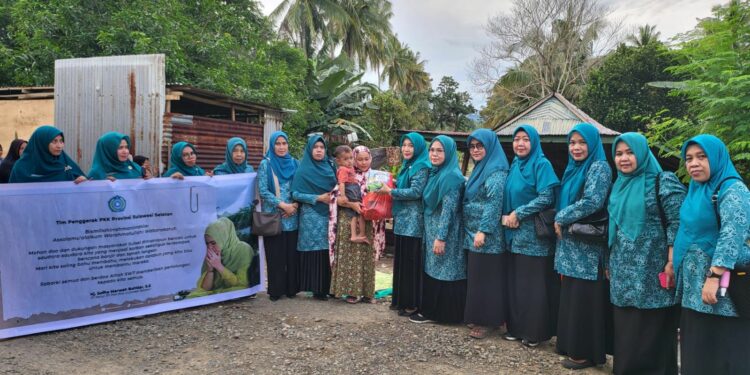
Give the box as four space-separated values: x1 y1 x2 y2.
680 307 750 375
298 249 331 296
264 230 300 298
507 253 560 342
612 305 678 375
391 234 423 310
556 274 613 365
464 251 509 327
421 272 467 324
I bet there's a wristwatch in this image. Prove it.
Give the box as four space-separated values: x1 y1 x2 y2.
705 269 723 279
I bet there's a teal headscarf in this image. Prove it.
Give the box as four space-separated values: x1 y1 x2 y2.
396 132 431 189
88 132 142 180
673 135 745 275
557 123 608 210
423 135 465 215
290 135 337 215
214 137 254 175
9 125 86 183
607 133 663 246
265 131 298 188
504 125 560 213
464 128 508 201
164 142 205 177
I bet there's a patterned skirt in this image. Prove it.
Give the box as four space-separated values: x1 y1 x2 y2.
330 214 376 299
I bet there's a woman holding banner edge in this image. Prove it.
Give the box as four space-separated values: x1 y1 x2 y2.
9 125 87 184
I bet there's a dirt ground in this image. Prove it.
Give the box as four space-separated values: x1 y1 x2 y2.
0 256 613 375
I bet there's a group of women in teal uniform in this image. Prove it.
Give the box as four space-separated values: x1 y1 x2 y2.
7 123 749 374
383 123 749 375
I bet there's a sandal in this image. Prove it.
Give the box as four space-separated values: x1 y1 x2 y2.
345 296 362 304
469 326 491 339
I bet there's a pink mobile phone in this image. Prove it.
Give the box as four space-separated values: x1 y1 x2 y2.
658 272 674 289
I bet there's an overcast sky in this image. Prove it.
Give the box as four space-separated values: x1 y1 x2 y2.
257 0 718 109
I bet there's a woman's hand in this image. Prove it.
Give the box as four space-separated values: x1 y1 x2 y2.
278 202 297 218
376 184 392 194
106 176 117 182
171 172 185 180
206 250 225 273
338 193 349 204
505 211 520 228
74 176 87 184
702 277 720 305
433 239 446 255
316 192 331 203
473 232 485 248
206 170 214 177
554 222 563 239
350 202 363 214
663 262 675 289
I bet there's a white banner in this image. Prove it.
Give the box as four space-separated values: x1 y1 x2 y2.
0 174 264 339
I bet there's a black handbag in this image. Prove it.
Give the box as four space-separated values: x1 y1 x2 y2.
534 208 557 239
567 182 610 241
729 264 750 319
567 208 608 241
251 169 282 237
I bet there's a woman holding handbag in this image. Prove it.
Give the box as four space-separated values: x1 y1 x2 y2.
462 128 509 339
607 133 685 375
553 123 613 370
257 131 300 301
674 134 750 375
291 135 336 301
502 125 561 347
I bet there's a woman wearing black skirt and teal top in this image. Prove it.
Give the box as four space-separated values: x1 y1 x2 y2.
409 135 466 324
291 135 336 300
503 125 560 347
674 135 750 375
376 132 431 316
462 129 509 338
258 131 300 301
607 133 685 375
553 123 613 370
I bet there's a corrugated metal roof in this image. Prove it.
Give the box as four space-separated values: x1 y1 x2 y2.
494 93 620 137
54 54 166 172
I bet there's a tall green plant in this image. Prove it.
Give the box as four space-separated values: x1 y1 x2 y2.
647 0 750 179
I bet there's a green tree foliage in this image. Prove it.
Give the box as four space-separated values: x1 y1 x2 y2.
647 0 750 179
0 0 312 155
381 41 431 94
429 76 476 132
355 91 412 147
578 41 689 133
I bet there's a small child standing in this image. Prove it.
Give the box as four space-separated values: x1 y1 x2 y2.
334 145 369 244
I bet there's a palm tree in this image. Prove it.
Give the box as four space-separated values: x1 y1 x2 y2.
270 0 347 58
327 0 396 71
627 24 661 47
381 41 431 94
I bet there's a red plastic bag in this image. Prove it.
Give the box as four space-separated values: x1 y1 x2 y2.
362 177 393 221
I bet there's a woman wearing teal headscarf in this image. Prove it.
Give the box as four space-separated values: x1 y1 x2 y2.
409 135 467 324
553 123 613 370
213 137 254 175
607 133 685 375
461 129 509 338
88 132 143 180
502 125 561 347
188 217 254 298
376 132 431 316
674 135 750 375
9 125 87 184
258 131 300 301
164 141 206 179
291 135 336 300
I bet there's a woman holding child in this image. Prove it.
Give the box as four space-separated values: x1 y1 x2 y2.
330 145 386 303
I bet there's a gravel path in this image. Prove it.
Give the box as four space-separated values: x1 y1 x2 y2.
0 261 614 374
